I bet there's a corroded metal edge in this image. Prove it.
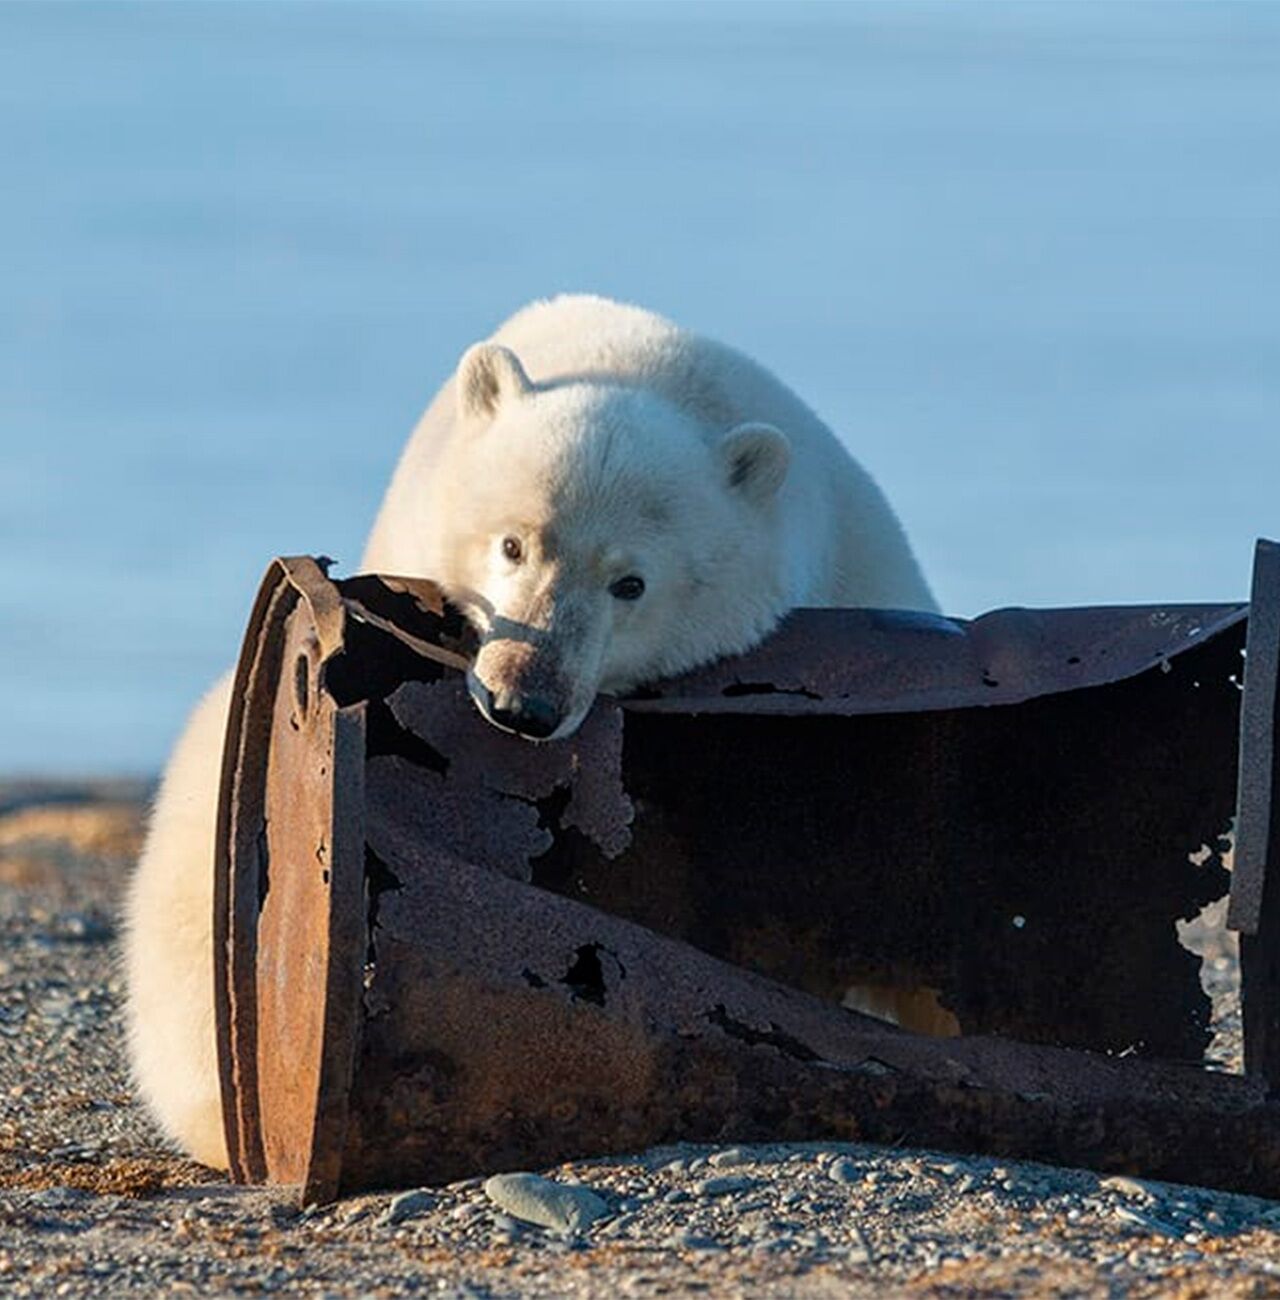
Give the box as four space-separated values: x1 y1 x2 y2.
1236 540 1280 1089
622 602 1249 717
215 556 363 1197
1230 539 1280 935
214 559 300 1183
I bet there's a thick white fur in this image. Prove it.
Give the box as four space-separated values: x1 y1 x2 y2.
124 295 937 1168
123 671 233 1167
366 293 935 615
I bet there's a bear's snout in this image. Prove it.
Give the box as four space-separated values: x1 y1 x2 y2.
478 683 563 741
467 637 589 742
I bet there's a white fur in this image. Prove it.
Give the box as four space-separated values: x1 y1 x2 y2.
125 295 936 1167
123 671 233 1167
367 295 936 738
367 294 934 610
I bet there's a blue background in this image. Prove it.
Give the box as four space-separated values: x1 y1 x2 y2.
2 1 1278 773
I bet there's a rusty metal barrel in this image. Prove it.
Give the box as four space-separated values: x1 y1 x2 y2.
214 550 1280 1203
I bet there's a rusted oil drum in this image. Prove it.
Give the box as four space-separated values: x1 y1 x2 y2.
214 556 1272 1202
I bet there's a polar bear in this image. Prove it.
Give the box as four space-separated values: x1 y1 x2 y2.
123 294 938 1169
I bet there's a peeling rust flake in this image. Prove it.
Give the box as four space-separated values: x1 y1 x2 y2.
387 678 633 861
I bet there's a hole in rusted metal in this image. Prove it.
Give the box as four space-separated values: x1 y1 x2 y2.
527 787 597 892
705 1004 822 1063
561 943 608 1005
533 786 571 839
324 603 464 708
1177 824 1240 1072
364 846 403 971
364 700 448 777
1179 897 1241 1073
256 825 270 911
341 574 471 647
721 681 821 701
293 653 310 720
622 683 662 701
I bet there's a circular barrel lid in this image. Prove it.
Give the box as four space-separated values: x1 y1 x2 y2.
213 556 367 1204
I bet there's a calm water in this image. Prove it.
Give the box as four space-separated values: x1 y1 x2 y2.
2 1 1278 773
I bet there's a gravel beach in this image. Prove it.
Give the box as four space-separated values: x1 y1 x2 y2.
2 785 1278 1297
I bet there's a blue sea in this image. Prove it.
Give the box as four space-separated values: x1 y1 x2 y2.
2 1 1278 774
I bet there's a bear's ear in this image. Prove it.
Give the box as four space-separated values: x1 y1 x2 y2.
456 344 533 421
718 422 790 504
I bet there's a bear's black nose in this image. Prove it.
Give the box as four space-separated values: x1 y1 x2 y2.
488 691 561 741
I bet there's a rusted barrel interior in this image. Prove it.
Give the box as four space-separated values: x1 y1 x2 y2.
214 553 1280 1203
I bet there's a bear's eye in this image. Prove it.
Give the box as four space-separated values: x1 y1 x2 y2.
610 575 645 601
501 536 523 563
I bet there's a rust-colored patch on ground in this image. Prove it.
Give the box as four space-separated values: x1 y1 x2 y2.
0 1156 215 1197
0 803 146 866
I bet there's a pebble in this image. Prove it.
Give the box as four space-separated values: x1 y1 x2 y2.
668 1232 724 1252
483 1172 607 1235
381 1189 435 1226
828 1158 861 1186
29 1187 89 1210
695 1175 756 1198
846 1236 873 1264
40 994 74 1022
58 913 113 943
708 1148 749 1168
1101 1175 1156 1202
596 1213 637 1239
1114 1205 1182 1237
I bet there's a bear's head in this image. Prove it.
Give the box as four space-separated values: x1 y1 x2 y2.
431 343 793 741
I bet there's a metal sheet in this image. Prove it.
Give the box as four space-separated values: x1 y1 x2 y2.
1231 539 1280 934
622 602 1247 716
1235 540 1280 1087
373 602 1243 1059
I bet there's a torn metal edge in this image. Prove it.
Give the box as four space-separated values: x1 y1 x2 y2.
1229 539 1280 935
